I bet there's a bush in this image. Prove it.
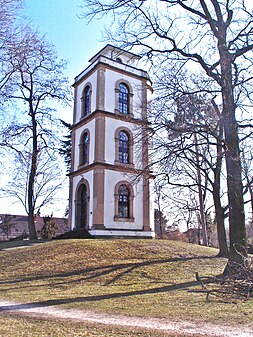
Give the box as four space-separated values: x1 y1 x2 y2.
39 215 58 240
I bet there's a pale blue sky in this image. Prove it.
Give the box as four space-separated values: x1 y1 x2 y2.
23 0 106 81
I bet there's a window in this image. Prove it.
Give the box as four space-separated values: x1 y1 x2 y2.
118 83 129 114
83 133 89 164
118 184 130 218
80 131 89 166
119 131 129 164
83 85 91 117
82 133 89 164
114 181 134 222
115 127 134 166
115 80 133 116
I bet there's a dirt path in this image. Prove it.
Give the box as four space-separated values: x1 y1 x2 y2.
0 300 252 337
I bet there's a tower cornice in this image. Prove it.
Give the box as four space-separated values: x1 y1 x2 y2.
68 161 154 179
73 57 152 88
72 109 149 130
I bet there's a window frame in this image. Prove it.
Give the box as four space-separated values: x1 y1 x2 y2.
114 181 135 222
115 127 134 166
118 130 129 164
79 129 90 166
118 83 129 115
118 184 130 218
81 83 92 118
114 80 133 116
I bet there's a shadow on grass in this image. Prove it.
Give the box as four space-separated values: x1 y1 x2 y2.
0 255 222 294
0 240 47 250
0 255 218 286
0 278 203 312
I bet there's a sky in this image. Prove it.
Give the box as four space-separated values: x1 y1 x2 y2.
0 0 108 217
24 0 105 77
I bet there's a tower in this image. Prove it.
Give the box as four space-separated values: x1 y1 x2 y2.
69 45 155 238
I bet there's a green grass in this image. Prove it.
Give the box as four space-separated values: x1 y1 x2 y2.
0 239 253 331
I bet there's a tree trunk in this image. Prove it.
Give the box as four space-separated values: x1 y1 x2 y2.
212 121 228 258
194 132 208 246
219 44 247 264
27 103 38 240
245 175 253 221
223 113 246 263
250 186 253 222
212 187 228 257
27 210 37 239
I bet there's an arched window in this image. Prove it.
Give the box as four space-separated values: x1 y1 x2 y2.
114 181 134 222
115 80 133 116
83 85 91 117
119 131 129 164
115 127 134 166
118 184 130 218
118 83 129 114
82 133 89 164
80 131 89 166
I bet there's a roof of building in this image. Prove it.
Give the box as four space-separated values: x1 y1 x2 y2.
88 44 141 63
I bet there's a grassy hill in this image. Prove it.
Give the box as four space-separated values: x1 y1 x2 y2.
0 239 252 331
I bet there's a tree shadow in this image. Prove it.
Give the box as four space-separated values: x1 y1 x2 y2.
0 255 221 293
0 240 46 251
0 278 202 312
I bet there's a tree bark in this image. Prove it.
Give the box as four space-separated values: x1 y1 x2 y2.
212 117 228 257
219 43 246 264
212 186 228 257
194 132 208 246
27 102 38 240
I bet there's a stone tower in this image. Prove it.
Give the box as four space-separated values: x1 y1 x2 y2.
69 45 155 238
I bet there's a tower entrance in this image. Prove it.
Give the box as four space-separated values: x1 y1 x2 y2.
76 183 89 229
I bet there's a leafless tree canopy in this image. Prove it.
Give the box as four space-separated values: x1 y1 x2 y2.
81 0 253 265
0 27 71 239
82 0 253 82
0 0 25 90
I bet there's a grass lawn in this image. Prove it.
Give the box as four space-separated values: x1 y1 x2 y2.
0 239 253 334
0 314 211 337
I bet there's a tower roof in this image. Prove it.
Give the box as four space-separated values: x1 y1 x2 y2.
89 44 141 64
74 44 149 86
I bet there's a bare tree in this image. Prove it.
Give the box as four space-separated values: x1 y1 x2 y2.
151 91 229 256
241 142 253 221
1 28 71 239
1 150 66 219
0 0 24 92
0 214 16 239
0 0 23 39
154 181 168 238
158 182 199 230
82 0 253 264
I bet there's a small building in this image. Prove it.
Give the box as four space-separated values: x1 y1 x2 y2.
68 45 155 238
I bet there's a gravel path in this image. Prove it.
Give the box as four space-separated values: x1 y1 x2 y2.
0 300 252 337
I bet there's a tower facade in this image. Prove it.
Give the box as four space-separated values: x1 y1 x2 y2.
69 45 155 238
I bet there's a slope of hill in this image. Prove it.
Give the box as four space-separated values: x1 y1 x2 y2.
0 239 252 327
